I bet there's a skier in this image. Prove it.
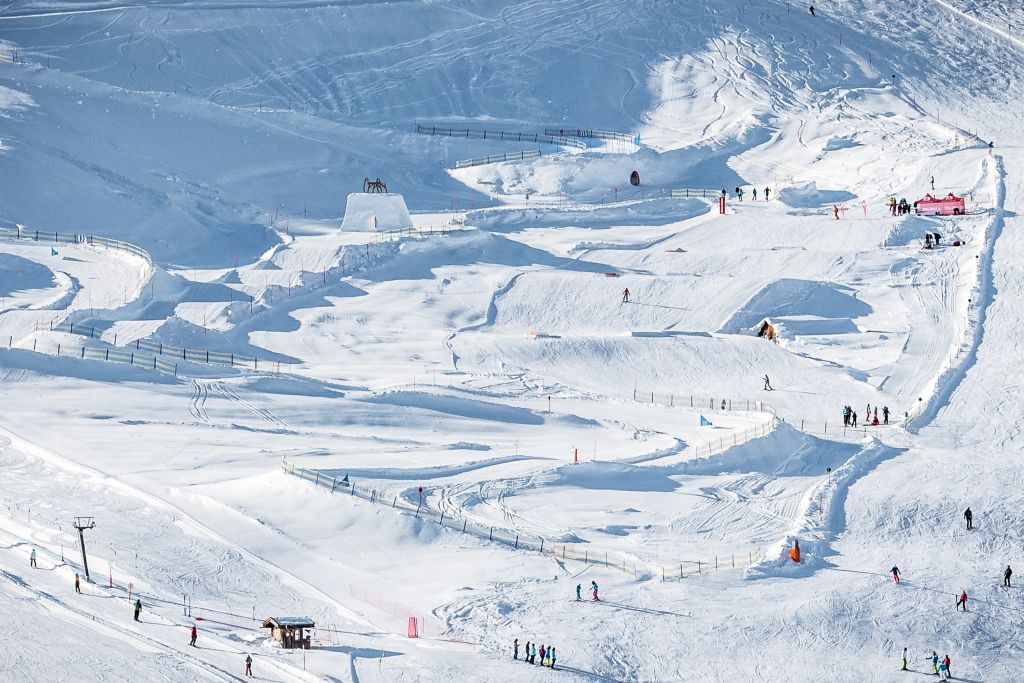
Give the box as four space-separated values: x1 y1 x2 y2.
890 565 901 584
883 406 890 425
852 411 858 427
929 651 939 675
75 573 81 594
525 641 532 663
622 288 630 304
763 374 773 391
1005 565 1013 587
833 205 840 220
955 590 968 611
591 580 599 601
809 5 815 16
245 654 253 677
550 646 557 669
964 507 973 529
575 583 582 601
530 642 537 664
30 548 37 568
539 644 546 666
190 625 198 647
939 660 949 681
901 647 908 671
943 654 951 678
764 187 770 201
133 598 142 622
889 197 898 216
753 188 758 200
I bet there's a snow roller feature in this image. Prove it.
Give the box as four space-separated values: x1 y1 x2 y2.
341 178 414 232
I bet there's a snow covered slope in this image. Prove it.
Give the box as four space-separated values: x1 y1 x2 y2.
1 0 1023 680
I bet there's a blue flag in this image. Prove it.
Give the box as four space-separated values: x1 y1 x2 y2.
700 416 712 427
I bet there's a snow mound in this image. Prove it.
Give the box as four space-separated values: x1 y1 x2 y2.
778 181 856 209
341 193 414 232
719 279 871 335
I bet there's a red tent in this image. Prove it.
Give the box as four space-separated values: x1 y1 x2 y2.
916 192 965 216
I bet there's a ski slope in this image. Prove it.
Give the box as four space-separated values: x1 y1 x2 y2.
1 0 1024 680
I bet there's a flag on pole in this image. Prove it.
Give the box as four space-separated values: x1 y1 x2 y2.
700 416 713 427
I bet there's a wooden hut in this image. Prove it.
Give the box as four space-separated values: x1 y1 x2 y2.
262 616 315 649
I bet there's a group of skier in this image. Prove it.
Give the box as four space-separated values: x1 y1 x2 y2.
889 196 913 216
842 404 889 427
721 186 771 201
902 650 953 680
513 638 557 669
576 580 600 602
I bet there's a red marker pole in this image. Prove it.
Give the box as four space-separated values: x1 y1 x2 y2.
573 448 578 464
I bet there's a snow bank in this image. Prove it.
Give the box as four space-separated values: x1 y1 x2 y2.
341 193 414 232
778 181 856 209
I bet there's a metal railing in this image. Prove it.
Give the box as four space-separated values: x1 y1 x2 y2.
453 149 543 169
416 123 585 149
0 226 153 268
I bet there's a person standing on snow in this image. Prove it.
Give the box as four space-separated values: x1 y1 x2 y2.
833 205 840 220
575 584 582 601
530 642 537 664
931 176 936 190
190 625 198 647
943 654 951 678
753 188 758 200
736 187 743 201
622 288 630 304
964 507 973 530
539 644 546 666
591 580 599 601
883 406 890 424
929 651 939 674
245 654 253 677
809 5 815 16
513 638 519 659
525 641 532 663
901 647 908 671
30 548 37 568
890 566 901 584
763 374 773 391
550 646 557 669
133 598 142 622
75 574 81 594
764 187 770 201
843 405 850 427
955 590 968 611
938 661 949 681
1005 565 1013 587
851 411 858 427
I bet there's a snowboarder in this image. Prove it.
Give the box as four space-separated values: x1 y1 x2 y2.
764 187 770 201
133 598 142 621
539 644 546 666
833 205 840 220
245 654 253 677
929 651 939 674
964 507 973 530
753 188 758 200
513 638 519 659
190 625 198 647
809 5 815 16
525 641 532 663
763 374 773 391
890 565 901 584
30 548 37 568
955 590 968 611
943 654 951 678
576 583 582 601
591 580 599 601
75 573 81 594
1005 565 1013 587
901 647 908 671
550 646 557 669
851 411 858 427
622 288 630 303
883 406 890 424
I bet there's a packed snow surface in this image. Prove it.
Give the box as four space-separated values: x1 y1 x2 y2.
1 0 1023 681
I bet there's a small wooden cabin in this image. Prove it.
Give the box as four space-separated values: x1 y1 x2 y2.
262 616 315 649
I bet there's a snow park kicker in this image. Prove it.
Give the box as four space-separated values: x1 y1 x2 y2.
1 0 1023 680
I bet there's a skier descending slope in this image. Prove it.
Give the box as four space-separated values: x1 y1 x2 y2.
890 565 901 583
